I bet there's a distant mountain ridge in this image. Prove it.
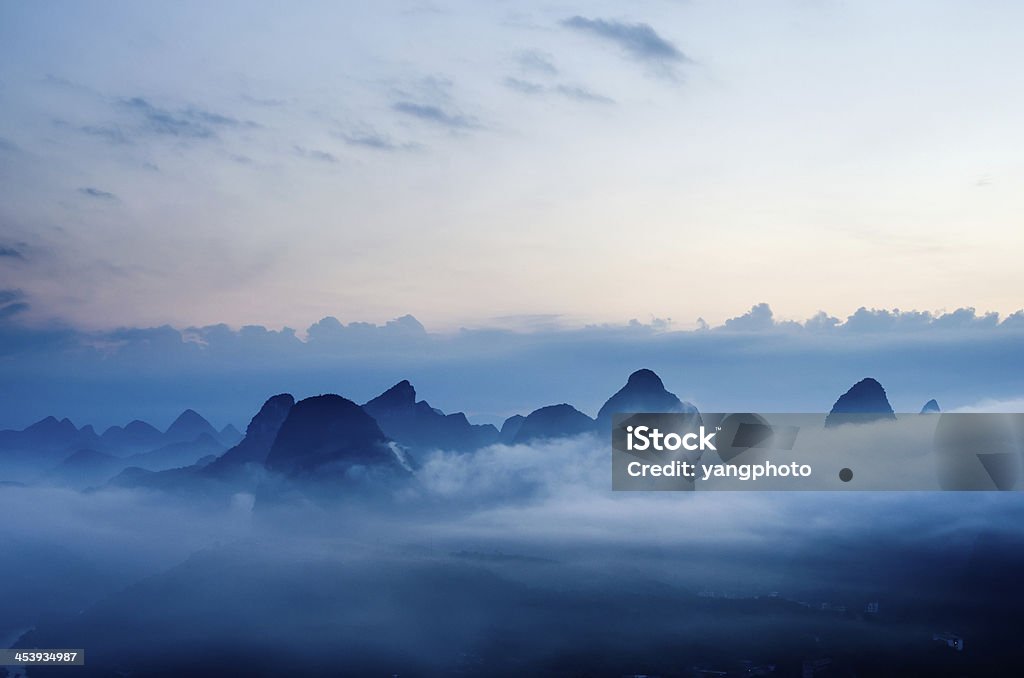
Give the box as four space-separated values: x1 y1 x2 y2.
363 380 498 452
100 420 163 450
0 416 99 453
3 370 940 493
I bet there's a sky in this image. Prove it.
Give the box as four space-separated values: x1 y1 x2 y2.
2 0 1023 333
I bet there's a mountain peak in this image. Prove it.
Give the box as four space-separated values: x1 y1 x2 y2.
513 404 596 444
363 380 498 452
168 409 205 428
825 378 897 427
100 419 163 451
597 368 697 427
364 380 416 410
26 415 77 435
125 420 160 435
499 414 525 444
164 409 218 443
921 399 941 414
205 393 294 474
265 394 400 476
626 368 664 389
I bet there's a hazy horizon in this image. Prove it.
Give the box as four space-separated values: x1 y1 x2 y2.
2 301 1023 431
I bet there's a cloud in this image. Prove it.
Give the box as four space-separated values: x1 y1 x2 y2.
185 107 251 128
804 311 841 332
3 304 1024 431
716 303 1009 335
952 396 1024 413
0 302 29 319
3 450 1020 677
120 97 254 139
503 77 545 95
562 16 687 64
392 101 477 130
79 187 117 200
0 137 18 152
241 94 286 107
0 246 25 260
0 289 28 320
721 302 778 331
79 124 130 145
554 84 614 104
293 146 338 163
840 306 1001 333
503 78 614 104
337 130 418 152
0 289 25 305
517 50 558 75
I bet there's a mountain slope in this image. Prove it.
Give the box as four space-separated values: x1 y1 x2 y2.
265 395 406 476
825 378 897 428
363 380 498 452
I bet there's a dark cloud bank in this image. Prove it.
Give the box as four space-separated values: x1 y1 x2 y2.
1 303 1023 431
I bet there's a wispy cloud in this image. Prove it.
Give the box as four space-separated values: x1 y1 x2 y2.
503 77 545 95
504 78 614 104
0 302 28 320
0 246 25 260
293 146 338 163
392 101 478 130
120 97 255 139
79 187 117 200
0 289 25 304
79 124 130 145
517 50 558 76
338 130 418 152
0 288 28 319
554 84 614 104
562 16 687 64
241 94 286 108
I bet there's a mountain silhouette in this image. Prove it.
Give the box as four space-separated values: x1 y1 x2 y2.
596 368 698 430
44 448 123 489
363 380 498 452
921 399 941 414
163 409 220 444
125 432 225 472
100 420 163 451
513 404 596 444
265 395 407 476
206 393 294 474
0 417 99 465
499 415 525 444
824 378 897 428
218 424 243 446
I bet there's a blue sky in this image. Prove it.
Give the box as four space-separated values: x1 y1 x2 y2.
2 0 1023 332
